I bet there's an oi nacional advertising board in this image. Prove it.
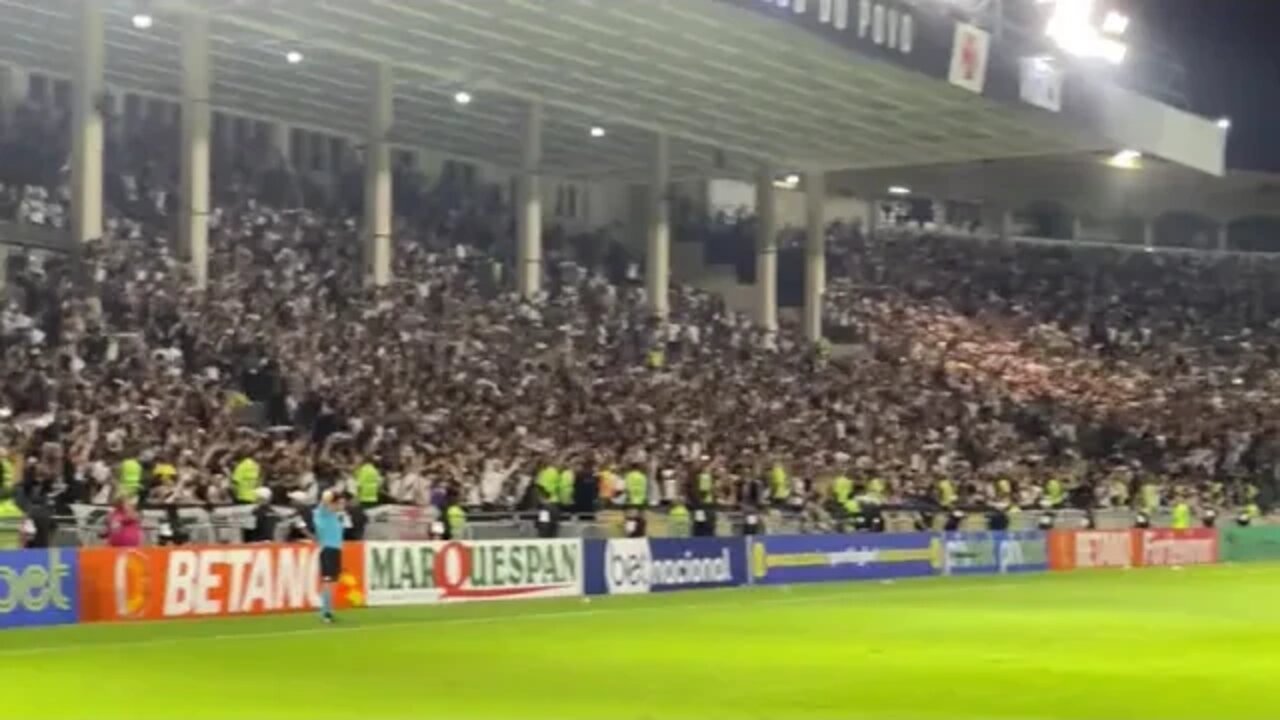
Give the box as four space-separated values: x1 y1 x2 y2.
750 533 941 585
77 543 366 623
364 539 583 606
583 538 749 596
0 549 80 629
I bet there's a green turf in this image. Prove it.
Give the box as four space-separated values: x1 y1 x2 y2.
5 565 1279 720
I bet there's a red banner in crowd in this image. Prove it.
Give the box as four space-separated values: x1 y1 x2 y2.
78 543 365 623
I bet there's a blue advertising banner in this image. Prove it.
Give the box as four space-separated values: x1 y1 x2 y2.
750 533 941 585
0 548 80 629
584 538 749 596
943 532 1050 576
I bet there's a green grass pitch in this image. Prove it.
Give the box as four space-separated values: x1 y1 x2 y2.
5 565 1278 720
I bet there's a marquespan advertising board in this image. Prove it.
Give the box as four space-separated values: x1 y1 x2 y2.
77 543 365 623
364 539 583 606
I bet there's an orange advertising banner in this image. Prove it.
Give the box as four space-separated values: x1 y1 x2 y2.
1047 530 1137 571
78 543 364 623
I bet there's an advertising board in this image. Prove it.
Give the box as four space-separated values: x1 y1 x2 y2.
1136 528 1218 567
0 548 80 629
1221 526 1280 563
365 539 582 606
750 533 941 585
1048 530 1135 571
583 538 748 596
78 543 365 623
942 532 1049 576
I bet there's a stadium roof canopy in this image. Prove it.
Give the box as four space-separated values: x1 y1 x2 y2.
0 0 1226 181
834 157 1280 222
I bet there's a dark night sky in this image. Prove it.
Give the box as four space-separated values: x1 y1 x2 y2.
1127 0 1280 172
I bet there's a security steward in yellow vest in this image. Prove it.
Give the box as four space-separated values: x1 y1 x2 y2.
355 460 383 506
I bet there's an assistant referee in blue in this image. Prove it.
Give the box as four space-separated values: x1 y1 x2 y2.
314 489 346 623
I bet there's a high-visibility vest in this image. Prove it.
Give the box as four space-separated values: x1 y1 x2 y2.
1141 483 1159 512
0 457 14 490
558 469 575 505
938 479 956 507
233 458 261 503
668 503 690 537
119 458 143 497
1046 479 1065 506
769 465 788 501
0 499 22 549
625 470 648 506
833 476 853 504
536 466 559 502
1172 502 1191 530
446 504 467 537
356 463 382 504
697 473 714 504
867 478 885 504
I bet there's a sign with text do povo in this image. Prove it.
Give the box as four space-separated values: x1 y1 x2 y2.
364 539 583 606
583 538 749 596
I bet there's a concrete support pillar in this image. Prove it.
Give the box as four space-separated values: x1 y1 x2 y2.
755 165 778 333
0 66 29 137
647 133 671 321
180 12 212 290
273 121 291 167
803 171 826 342
364 63 393 288
71 0 105 244
516 101 543 298
1217 223 1229 252
1142 218 1155 248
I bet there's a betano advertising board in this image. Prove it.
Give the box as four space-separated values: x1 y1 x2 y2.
364 539 582 606
77 543 365 622
583 537 749 596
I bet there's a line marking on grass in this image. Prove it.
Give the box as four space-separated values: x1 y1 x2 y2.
3 563 1275 658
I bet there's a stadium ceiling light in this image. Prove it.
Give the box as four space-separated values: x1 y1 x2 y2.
131 13 153 30
888 185 911 196
589 126 606 138
454 91 472 106
1101 10 1129 35
1042 0 1128 65
285 50 304 65
773 174 801 190
1107 149 1142 169
1217 117 1232 130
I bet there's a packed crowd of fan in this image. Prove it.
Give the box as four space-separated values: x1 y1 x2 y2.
0 101 1274 521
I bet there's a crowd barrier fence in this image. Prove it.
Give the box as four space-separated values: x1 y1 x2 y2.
5 525 1277 631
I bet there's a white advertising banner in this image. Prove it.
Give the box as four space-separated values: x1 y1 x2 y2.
364 539 583 606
